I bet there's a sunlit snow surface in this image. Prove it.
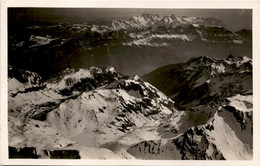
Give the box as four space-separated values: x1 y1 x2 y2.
29 35 58 47
205 113 252 160
211 63 225 73
8 67 179 159
227 94 253 113
8 56 252 159
122 34 191 47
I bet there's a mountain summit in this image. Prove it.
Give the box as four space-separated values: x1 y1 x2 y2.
109 13 225 31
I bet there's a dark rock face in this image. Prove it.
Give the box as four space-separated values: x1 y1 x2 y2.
127 56 253 160
9 146 38 158
142 56 252 109
8 65 43 85
48 150 81 159
172 127 224 160
127 125 225 160
58 68 121 96
9 146 81 159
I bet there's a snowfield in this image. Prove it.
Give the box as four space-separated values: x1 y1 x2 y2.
8 66 178 159
205 113 252 160
29 35 58 47
123 34 191 47
227 95 253 113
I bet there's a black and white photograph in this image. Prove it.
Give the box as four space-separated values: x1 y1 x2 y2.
1 1 260 165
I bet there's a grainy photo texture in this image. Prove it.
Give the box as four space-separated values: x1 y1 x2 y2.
8 8 252 160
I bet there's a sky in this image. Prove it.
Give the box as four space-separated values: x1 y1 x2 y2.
8 8 252 31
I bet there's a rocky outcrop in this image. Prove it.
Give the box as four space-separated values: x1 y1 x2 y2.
47 150 81 159
143 56 252 109
9 146 38 159
9 146 81 159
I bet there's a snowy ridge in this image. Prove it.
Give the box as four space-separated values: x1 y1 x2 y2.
8 66 177 159
186 55 252 77
128 109 252 160
46 66 121 95
138 55 252 160
10 13 250 53
205 112 252 160
106 13 224 31
8 57 252 160
179 56 252 107
8 66 44 95
224 94 253 131
29 35 58 47
122 34 191 47
111 13 162 30
227 94 253 113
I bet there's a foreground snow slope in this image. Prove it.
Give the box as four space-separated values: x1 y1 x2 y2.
128 104 252 160
8 66 178 159
129 56 253 160
8 56 253 159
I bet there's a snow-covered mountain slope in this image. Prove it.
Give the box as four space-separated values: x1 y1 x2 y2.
8 66 179 159
8 55 253 160
107 13 225 32
9 13 251 79
126 55 253 160
110 13 161 31
10 13 236 50
143 55 252 108
127 102 252 160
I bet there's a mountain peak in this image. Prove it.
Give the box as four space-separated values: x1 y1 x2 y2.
188 56 216 65
141 13 160 19
161 14 176 23
169 13 176 19
226 54 235 61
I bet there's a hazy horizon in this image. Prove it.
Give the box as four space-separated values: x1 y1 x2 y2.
9 8 252 31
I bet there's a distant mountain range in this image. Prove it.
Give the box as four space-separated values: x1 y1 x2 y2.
9 13 251 79
95 13 225 31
